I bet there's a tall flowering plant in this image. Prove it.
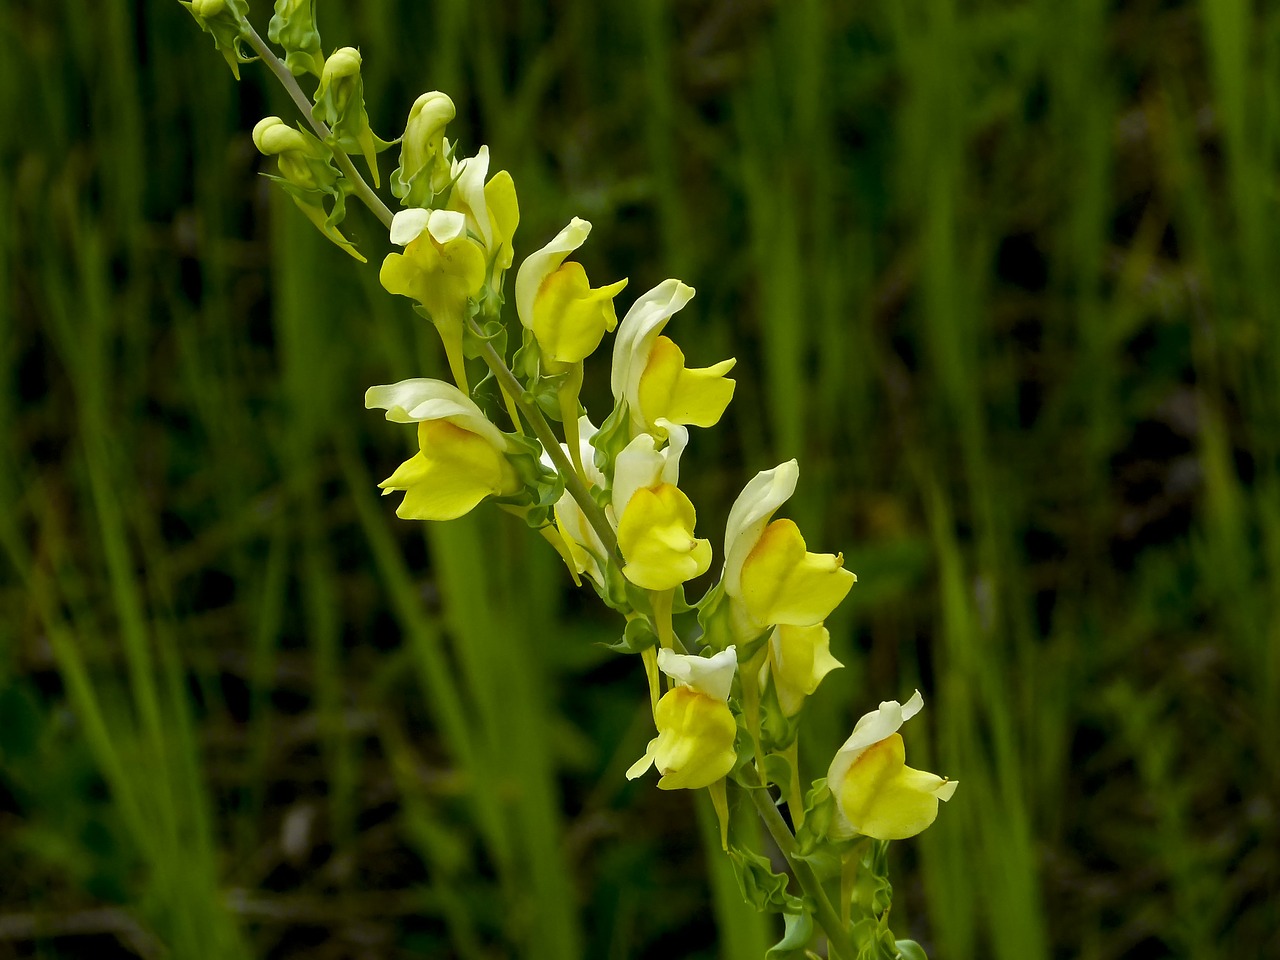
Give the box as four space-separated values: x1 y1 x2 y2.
178 3 956 955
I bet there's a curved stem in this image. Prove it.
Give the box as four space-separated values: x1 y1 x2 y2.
244 21 620 561
745 777 855 960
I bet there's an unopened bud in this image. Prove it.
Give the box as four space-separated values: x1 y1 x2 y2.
392 92 456 205
252 117 309 157
191 0 226 15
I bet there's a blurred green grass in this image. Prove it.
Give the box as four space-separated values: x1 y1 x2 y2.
2 0 1279 957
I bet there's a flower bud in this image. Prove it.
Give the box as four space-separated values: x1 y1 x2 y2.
392 92 457 206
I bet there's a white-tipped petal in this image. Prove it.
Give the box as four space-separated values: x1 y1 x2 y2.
612 433 665 522
514 217 592 331
655 419 688 487
365 378 506 448
657 646 737 702
390 208 431 246
426 209 468 244
826 690 925 790
452 146 492 248
611 279 696 415
722 460 800 597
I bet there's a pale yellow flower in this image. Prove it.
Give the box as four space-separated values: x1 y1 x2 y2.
627 647 738 790
827 691 957 840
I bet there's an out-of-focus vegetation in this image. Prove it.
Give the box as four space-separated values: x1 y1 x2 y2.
2 1 1278 957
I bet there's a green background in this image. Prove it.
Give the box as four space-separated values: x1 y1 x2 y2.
2 0 1277 957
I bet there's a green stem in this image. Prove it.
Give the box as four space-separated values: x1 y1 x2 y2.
745 776 855 960
243 19 620 561
244 24 393 230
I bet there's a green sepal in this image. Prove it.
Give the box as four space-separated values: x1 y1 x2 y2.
263 173 365 262
615 581 691 623
726 844 807 916
181 0 254 80
391 131 459 209
894 941 929 960
603 616 658 655
765 910 816 960
494 433 563 528
759 750 795 802
511 327 541 383
268 0 325 77
727 715 762 786
592 399 633 480
759 674 803 752
793 779 839 856
695 578 735 652
850 918 901 960
599 554 633 614
462 314 508 364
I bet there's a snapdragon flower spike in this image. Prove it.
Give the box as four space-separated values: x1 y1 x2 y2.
611 279 736 438
515 218 628 369
826 691 957 841
627 647 739 790
447 146 519 295
365 378 520 520
611 427 711 591
760 623 843 717
381 208 485 391
722 460 855 632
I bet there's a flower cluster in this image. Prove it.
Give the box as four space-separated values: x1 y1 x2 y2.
180 5 959 952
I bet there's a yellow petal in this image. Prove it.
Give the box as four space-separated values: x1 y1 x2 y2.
769 623 842 716
739 519 855 627
834 733 956 840
485 170 519 270
637 335 736 428
378 420 517 521
379 234 486 325
651 687 737 791
532 262 628 365
617 483 712 591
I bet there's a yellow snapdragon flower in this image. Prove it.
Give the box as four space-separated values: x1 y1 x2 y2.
611 428 711 591
515 218 627 368
627 647 739 790
365 378 520 520
380 209 486 390
611 279 736 437
722 461 855 632
826 691 957 840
